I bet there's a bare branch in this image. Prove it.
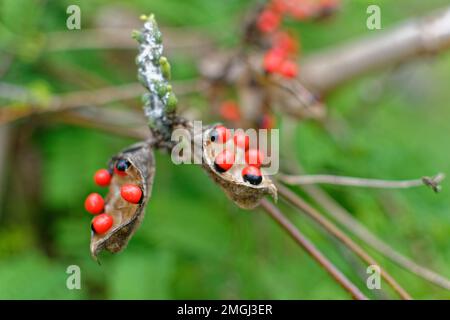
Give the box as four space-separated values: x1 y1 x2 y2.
44 27 214 57
276 183 412 300
53 108 149 140
0 80 201 125
260 199 368 300
279 173 445 193
297 176 450 291
300 6 450 93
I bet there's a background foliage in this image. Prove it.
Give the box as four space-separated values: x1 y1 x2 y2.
0 0 449 299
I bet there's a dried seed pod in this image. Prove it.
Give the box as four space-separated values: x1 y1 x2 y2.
201 125 277 209
90 141 155 260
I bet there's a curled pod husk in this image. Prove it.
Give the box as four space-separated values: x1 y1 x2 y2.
90 141 155 260
200 126 277 209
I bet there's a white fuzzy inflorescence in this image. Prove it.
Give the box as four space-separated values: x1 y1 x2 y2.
135 15 177 140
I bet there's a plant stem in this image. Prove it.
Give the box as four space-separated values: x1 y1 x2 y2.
260 199 368 300
0 80 201 126
279 173 445 193
276 183 412 300
299 180 450 291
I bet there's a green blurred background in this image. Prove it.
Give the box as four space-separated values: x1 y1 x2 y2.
0 0 449 299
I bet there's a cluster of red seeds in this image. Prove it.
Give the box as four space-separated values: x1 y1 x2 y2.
211 125 265 186
257 0 340 78
262 31 299 78
84 163 143 234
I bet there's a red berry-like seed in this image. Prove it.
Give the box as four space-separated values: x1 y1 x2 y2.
242 166 263 185
273 31 298 55
120 184 143 204
263 49 284 73
242 166 261 177
211 125 231 143
214 149 235 173
278 60 298 78
257 9 281 33
292 2 316 20
271 0 289 14
219 101 241 122
245 149 264 168
233 131 250 150
92 213 113 234
260 113 276 129
114 167 126 176
94 169 111 187
84 193 104 215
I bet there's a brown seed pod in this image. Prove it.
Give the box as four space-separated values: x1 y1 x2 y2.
90 141 155 260
201 125 277 209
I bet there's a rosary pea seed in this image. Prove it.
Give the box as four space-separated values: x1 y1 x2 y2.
92 213 114 234
85 193 105 215
94 169 111 187
120 184 143 204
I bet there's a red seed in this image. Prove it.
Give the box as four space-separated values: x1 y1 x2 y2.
214 149 235 172
233 131 250 150
285 0 316 20
242 166 263 185
278 60 298 78
263 49 285 73
219 100 241 122
114 167 127 177
114 168 125 176
271 0 289 14
245 149 265 168
257 9 281 33
242 166 261 176
92 213 113 234
260 113 276 130
211 125 231 143
94 169 111 187
273 31 298 55
120 184 143 204
84 193 104 215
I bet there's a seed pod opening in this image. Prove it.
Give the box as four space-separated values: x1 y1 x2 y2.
201 125 277 209
90 141 155 260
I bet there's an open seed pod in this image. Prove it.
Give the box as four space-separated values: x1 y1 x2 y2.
90 141 155 260
201 125 277 209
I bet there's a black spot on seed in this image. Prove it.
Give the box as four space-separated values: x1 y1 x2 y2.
214 162 227 173
116 159 131 171
243 174 262 185
209 129 219 142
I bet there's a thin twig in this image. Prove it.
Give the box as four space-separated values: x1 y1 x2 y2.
53 109 148 140
44 27 214 55
279 173 445 193
0 80 202 125
269 77 326 119
259 199 368 300
276 183 412 300
299 179 450 291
